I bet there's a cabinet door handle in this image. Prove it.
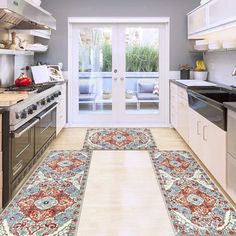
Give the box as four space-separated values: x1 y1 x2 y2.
197 121 201 135
203 125 207 141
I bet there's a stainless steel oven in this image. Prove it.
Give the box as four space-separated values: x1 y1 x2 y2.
11 118 39 180
6 103 57 204
35 103 56 154
2 84 61 208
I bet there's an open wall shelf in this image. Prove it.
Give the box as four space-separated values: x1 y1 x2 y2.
0 49 34 56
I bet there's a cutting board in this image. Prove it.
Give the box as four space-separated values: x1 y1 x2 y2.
0 93 28 106
31 65 50 84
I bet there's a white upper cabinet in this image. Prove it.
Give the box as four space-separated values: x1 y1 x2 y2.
209 0 236 26
188 0 236 39
188 7 208 35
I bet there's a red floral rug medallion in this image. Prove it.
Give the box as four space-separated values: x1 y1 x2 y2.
0 150 91 236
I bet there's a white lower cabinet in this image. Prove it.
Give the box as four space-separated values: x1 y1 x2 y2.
177 98 189 143
227 153 236 202
189 108 226 189
170 82 189 143
170 82 227 190
0 114 2 210
227 109 236 202
56 83 67 135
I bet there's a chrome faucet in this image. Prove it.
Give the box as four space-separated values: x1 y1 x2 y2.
232 66 236 76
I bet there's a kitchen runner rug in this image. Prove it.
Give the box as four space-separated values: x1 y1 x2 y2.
83 128 157 150
150 150 236 235
0 150 92 236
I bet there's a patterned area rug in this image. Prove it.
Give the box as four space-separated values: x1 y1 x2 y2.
83 128 157 150
0 150 92 236
150 150 236 235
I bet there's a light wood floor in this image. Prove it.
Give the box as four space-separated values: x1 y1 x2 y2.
48 127 191 152
36 127 236 235
45 128 190 235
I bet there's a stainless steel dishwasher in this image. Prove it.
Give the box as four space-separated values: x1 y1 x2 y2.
227 109 236 202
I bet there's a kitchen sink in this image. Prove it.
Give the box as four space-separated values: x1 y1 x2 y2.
187 86 236 130
198 91 236 103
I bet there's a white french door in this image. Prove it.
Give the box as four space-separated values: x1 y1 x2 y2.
68 18 170 127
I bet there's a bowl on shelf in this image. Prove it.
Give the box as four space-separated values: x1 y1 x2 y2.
222 40 236 49
126 90 134 99
194 44 208 51
102 89 112 99
103 94 112 99
208 40 222 50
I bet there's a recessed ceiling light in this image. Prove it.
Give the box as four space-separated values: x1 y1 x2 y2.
3 9 12 14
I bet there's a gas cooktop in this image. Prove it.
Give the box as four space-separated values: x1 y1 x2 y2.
5 83 56 93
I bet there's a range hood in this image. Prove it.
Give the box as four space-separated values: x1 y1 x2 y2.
0 0 56 30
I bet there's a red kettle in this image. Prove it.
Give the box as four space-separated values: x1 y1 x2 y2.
15 73 32 87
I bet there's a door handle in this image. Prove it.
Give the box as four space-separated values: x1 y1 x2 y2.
14 118 39 138
120 77 124 81
197 121 201 135
36 103 57 120
203 125 207 141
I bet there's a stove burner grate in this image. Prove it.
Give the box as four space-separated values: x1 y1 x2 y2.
6 83 55 93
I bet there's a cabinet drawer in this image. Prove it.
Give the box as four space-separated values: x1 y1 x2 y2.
227 153 236 203
170 83 178 91
177 87 188 100
0 114 2 134
0 152 2 171
0 190 2 210
0 171 2 190
227 110 236 157
0 135 1 153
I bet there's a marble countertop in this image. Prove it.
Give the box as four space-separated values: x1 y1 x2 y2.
224 102 236 112
170 79 217 89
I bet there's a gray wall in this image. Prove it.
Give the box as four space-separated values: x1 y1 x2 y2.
35 0 200 70
204 52 236 86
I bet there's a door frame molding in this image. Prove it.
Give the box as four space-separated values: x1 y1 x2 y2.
68 17 170 24
68 17 170 127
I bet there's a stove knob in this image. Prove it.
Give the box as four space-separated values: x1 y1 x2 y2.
28 108 33 115
54 93 59 98
51 96 55 100
58 91 62 96
20 111 27 119
15 112 20 119
47 97 51 103
41 100 46 105
32 104 38 110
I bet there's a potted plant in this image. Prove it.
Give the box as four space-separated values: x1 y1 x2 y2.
193 60 208 81
179 64 192 80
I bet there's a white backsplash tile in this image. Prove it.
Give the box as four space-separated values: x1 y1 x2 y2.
204 51 236 86
0 55 14 87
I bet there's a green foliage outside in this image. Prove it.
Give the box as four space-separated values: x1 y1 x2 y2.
102 42 112 72
101 42 159 72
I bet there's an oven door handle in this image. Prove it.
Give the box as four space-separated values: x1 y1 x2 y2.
14 119 39 138
37 103 57 120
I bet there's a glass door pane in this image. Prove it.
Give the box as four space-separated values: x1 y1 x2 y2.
78 27 113 114
125 27 159 114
